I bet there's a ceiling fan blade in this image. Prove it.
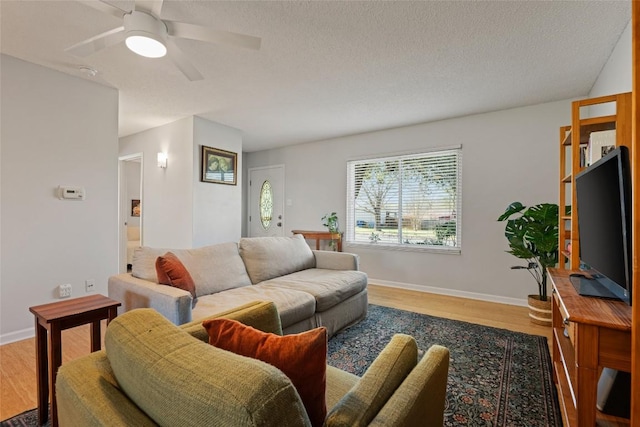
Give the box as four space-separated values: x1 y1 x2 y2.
65 26 125 57
134 0 164 17
166 38 204 81
165 21 261 51
78 0 128 19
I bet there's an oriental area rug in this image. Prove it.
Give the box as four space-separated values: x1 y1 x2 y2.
327 304 562 427
1 304 561 427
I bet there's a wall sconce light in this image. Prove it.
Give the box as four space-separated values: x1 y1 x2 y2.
157 152 168 168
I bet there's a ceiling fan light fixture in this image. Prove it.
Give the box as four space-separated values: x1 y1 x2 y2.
126 34 166 58
123 11 168 58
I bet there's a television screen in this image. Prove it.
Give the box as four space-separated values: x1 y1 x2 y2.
574 145 632 305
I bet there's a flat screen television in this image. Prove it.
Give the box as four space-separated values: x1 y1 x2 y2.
574 145 632 305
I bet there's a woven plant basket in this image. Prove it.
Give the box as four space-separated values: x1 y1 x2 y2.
527 295 552 326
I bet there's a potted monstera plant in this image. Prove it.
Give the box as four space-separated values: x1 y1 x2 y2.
497 202 559 326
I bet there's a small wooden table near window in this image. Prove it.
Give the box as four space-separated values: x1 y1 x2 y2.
29 294 121 427
292 230 342 252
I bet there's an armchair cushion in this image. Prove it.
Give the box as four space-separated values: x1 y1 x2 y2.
204 318 327 427
325 334 418 426
181 300 283 342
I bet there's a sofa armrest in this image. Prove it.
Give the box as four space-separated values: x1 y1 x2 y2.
108 273 193 325
312 250 360 271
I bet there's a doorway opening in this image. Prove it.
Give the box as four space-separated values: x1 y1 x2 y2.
118 153 143 273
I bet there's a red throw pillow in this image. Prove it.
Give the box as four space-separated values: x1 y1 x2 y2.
155 252 196 299
203 318 327 427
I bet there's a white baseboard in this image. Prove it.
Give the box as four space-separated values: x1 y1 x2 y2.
0 327 34 346
369 278 528 308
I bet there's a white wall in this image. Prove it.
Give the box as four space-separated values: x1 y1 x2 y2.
119 116 243 249
589 19 632 98
120 117 195 249
246 100 572 304
244 15 634 305
0 55 119 343
192 117 243 246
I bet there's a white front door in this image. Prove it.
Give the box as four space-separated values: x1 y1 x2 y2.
248 165 285 237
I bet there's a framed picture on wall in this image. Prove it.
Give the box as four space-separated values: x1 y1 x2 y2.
201 146 237 185
131 199 141 217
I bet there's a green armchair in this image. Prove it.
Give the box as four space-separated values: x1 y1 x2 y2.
56 301 449 426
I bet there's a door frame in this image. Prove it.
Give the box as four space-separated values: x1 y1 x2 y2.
118 153 144 273
247 165 285 237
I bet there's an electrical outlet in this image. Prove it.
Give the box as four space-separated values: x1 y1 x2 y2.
59 284 72 298
85 279 95 293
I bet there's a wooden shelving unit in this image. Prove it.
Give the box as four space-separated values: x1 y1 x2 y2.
554 91 633 427
558 93 632 271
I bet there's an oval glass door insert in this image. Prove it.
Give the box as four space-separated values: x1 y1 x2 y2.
260 180 273 229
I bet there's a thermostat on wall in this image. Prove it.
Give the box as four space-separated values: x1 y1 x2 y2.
58 185 85 200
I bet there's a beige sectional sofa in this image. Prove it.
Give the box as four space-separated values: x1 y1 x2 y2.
56 301 451 427
108 235 368 337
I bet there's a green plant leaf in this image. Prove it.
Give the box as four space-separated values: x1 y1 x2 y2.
498 201 559 299
497 202 525 221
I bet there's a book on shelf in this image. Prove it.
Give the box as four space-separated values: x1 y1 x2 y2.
587 129 616 166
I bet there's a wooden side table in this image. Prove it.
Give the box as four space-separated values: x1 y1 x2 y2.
29 294 121 427
292 230 342 252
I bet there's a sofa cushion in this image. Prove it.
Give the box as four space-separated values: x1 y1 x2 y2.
192 283 317 329
204 319 327 427
239 235 315 284
132 243 252 297
106 309 312 427
156 252 197 298
325 334 418 427
261 269 368 312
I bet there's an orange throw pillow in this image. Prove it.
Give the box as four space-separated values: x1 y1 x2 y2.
155 252 196 299
203 319 327 427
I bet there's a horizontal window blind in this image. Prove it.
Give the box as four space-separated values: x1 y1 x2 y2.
346 148 461 252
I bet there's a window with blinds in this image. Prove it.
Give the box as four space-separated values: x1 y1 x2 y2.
346 147 461 252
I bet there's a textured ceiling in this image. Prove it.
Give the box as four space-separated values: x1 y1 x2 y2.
0 1 631 152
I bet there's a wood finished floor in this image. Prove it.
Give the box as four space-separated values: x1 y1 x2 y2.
0 284 551 421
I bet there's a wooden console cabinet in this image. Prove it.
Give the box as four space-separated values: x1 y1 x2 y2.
549 268 632 426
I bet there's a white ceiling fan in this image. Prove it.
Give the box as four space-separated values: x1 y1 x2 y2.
65 0 261 81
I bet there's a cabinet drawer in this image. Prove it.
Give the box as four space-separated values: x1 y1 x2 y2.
554 293 575 345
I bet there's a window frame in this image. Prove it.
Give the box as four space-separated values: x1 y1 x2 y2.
345 146 462 254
